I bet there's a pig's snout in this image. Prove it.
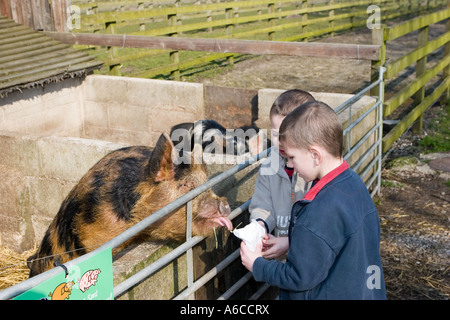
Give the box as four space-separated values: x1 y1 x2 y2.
214 198 232 231
219 200 231 216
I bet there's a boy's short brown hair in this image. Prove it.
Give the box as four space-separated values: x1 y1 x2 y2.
279 101 343 158
270 89 315 118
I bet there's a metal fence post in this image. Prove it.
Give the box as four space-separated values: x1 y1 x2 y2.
186 200 195 299
377 66 386 196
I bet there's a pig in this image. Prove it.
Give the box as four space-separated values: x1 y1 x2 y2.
49 281 74 300
79 269 101 293
170 120 265 159
27 133 232 277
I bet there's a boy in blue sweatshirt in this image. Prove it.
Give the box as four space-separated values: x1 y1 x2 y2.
240 101 386 300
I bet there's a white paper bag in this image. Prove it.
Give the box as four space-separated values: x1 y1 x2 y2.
233 220 266 252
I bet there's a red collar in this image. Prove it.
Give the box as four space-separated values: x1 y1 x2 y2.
302 160 349 201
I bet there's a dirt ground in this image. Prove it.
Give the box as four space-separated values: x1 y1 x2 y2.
194 27 450 300
376 105 449 300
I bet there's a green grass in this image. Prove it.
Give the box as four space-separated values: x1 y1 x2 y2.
417 103 450 153
84 5 367 79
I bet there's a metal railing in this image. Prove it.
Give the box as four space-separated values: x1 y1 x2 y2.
337 66 386 196
0 67 385 300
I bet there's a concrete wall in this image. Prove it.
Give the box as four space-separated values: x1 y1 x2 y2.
81 75 204 146
0 75 205 147
0 77 84 137
0 132 124 252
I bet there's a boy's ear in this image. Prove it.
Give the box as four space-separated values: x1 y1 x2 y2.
148 133 178 182
309 146 321 166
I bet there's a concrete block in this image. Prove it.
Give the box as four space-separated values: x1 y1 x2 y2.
83 101 109 129
149 107 197 134
37 136 125 182
114 243 188 300
126 78 204 117
108 102 150 132
0 131 41 177
0 164 33 252
83 75 129 103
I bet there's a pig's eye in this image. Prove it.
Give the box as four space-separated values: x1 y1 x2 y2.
177 181 195 191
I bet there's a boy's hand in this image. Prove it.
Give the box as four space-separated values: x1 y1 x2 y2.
240 241 262 273
262 234 289 259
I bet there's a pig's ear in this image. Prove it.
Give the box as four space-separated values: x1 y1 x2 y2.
191 142 203 166
148 133 178 182
248 130 265 155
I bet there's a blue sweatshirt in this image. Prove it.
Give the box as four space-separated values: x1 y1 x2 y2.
252 161 386 300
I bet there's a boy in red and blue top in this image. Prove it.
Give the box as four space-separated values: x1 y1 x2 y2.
240 101 386 300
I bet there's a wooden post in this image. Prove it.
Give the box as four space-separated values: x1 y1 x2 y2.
350 2 355 31
370 25 386 98
412 25 429 134
106 21 121 76
329 0 335 37
268 3 275 40
225 7 234 34
301 0 308 42
168 13 180 80
206 0 212 32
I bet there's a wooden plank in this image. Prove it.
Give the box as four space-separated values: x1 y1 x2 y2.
45 32 380 60
385 30 450 79
384 8 450 41
382 76 450 153
80 0 376 28
384 53 450 116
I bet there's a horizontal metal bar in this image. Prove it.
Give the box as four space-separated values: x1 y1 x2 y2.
174 249 241 300
115 200 250 298
344 121 382 162
343 100 381 136
335 82 380 114
114 235 204 298
335 67 385 115
217 272 253 300
351 139 381 173
249 283 272 300
360 154 381 182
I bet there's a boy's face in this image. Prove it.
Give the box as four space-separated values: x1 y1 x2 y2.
270 114 285 154
281 141 318 183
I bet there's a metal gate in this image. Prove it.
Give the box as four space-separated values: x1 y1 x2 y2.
0 67 385 300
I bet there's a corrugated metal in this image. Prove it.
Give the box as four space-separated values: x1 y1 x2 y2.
0 15 103 97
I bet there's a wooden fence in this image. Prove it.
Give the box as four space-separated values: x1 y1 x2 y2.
372 7 450 153
50 3 450 155
0 0 70 32
70 0 447 78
